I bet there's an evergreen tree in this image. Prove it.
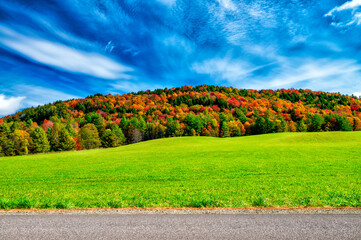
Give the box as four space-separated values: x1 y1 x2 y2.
264 118 275 133
166 118 182 137
144 122 158 140
0 123 14 156
85 113 105 136
57 128 76 151
65 122 77 137
252 117 266 135
111 125 126 145
221 121 230 137
101 129 118 148
47 123 61 151
185 113 203 135
235 108 248 123
120 116 129 131
78 123 101 149
31 127 50 153
340 117 352 131
296 120 307 132
310 114 324 132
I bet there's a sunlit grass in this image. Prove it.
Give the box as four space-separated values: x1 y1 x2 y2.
0 132 360 209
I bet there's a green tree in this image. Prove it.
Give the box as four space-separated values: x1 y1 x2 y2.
166 118 182 137
252 117 266 135
296 120 307 132
235 108 248 123
57 128 76 151
111 125 126 145
185 113 203 135
264 118 275 133
65 122 77 137
101 129 118 148
0 123 14 156
30 127 50 153
309 114 324 132
85 113 105 136
78 123 101 150
340 117 352 131
47 123 61 151
220 121 230 137
275 115 288 133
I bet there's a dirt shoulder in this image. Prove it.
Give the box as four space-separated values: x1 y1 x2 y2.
1 207 361 215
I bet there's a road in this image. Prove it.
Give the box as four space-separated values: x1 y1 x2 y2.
0 213 360 239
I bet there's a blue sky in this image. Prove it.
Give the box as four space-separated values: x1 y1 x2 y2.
1 0 361 116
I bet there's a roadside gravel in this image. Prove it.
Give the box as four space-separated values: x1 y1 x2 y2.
1 208 361 215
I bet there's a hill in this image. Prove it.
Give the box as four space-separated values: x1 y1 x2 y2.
0 132 360 209
1 85 361 156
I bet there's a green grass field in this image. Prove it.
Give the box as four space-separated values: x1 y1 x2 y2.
0 132 360 209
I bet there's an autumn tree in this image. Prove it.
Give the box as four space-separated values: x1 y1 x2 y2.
13 130 30 155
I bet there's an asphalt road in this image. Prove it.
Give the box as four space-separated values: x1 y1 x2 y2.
0 214 360 240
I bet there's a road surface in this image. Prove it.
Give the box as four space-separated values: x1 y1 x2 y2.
1 212 360 239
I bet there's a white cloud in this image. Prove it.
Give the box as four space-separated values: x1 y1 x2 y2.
353 92 361 97
326 0 361 15
206 0 279 46
245 58 361 92
325 0 361 28
217 0 237 11
15 85 80 107
192 57 273 84
0 25 133 79
0 94 26 116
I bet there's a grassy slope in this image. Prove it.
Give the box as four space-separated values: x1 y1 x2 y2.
0 132 360 209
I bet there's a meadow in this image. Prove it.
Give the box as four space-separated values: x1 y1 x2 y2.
0 132 360 209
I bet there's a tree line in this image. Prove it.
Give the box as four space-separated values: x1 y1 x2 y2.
1 85 360 156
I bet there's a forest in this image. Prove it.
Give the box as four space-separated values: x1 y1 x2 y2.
1 85 361 156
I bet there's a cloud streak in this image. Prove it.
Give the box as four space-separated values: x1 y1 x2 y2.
1 0 361 116
0 26 133 79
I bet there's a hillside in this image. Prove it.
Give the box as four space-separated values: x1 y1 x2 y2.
1 85 361 156
0 132 360 209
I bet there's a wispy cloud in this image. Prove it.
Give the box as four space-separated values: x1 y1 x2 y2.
0 26 133 79
325 0 361 28
0 94 26 116
14 85 79 108
192 56 274 84
246 58 361 92
1 0 361 116
216 0 237 11
110 81 165 93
